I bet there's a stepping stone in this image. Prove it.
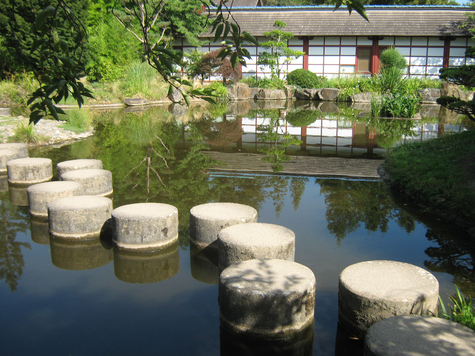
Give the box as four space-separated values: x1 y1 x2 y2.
190 202 258 249
112 203 178 251
365 315 475 356
218 222 295 270
48 195 113 239
56 159 103 176
60 168 113 196
219 259 316 338
0 143 29 157
338 260 439 338
27 181 83 218
50 237 113 270
0 149 27 174
7 157 52 185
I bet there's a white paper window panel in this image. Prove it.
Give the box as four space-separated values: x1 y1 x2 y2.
243 46 257 55
427 57 443 66
309 47 324 55
340 65 355 73
321 129 338 137
449 58 466 66
469 38 475 47
450 47 467 57
466 58 475 65
309 56 324 65
325 47 340 55
288 46 304 52
395 37 411 46
242 72 256 77
246 56 258 65
341 37 357 45
309 37 324 45
429 38 445 46
411 37 428 46
410 57 427 66
258 64 272 71
325 56 340 65
341 47 356 55
428 47 444 57
379 38 395 46
395 47 410 56
286 127 301 135
289 56 304 65
409 66 426 74
325 38 340 46
340 56 356 65
451 38 468 47
181 39 192 46
256 73 267 78
324 65 340 74
287 65 301 72
288 38 303 45
308 64 324 73
210 39 225 46
357 37 372 45
426 66 441 75
411 47 427 56
183 47 199 54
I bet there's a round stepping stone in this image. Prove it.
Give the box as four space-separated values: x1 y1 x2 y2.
112 203 178 251
30 218 50 245
365 315 475 356
0 143 29 157
56 159 103 176
219 259 316 338
60 168 113 196
48 195 113 239
9 185 30 206
7 157 52 185
113 243 179 283
27 181 83 218
338 260 439 338
190 245 219 285
190 202 258 249
0 149 26 174
218 222 295 270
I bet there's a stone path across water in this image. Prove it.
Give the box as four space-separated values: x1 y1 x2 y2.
203 151 382 179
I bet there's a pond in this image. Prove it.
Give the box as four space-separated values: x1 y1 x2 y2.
1 101 474 356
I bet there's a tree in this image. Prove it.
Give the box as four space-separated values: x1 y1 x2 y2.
257 20 305 80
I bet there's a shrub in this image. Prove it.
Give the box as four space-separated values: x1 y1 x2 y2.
286 109 322 127
439 285 475 332
380 48 407 70
287 69 325 89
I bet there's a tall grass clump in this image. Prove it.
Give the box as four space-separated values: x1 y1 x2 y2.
0 73 38 112
119 61 168 100
9 121 40 144
439 285 475 331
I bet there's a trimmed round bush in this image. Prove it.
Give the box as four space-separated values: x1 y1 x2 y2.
287 69 325 89
286 109 322 127
380 48 407 69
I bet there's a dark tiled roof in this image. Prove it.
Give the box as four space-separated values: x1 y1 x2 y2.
207 6 473 37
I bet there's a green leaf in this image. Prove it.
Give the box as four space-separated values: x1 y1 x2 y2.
35 7 56 31
242 31 258 46
230 52 238 69
223 22 231 39
183 93 191 107
214 23 224 43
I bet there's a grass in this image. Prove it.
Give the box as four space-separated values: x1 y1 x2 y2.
439 285 475 331
382 129 475 224
8 121 42 144
60 109 93 133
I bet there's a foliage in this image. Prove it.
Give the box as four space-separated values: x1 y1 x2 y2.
285 109 323 127
10 121 40 144
382 129 475 224
287 69 325 89
439 285 475 331
240 76 287 89
372 93 419 118
257 20 305 80
60 108 93 133
206 82 229 98
190 48 241 83
263 0 458 4
380 47 407 70
119 61 168 99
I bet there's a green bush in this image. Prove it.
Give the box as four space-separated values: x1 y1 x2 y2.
380 48 407 69
287 69 325 89
286 109 323 127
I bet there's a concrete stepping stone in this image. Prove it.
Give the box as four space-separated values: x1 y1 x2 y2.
217 222 295 270
7 157 52 185
60 168 113 196
365 315 475 356
338 260 439 338
112 203 178 251
56 159 103 176
27 181 83 218
190 202 258 249
48 195 113 239
0 149 27 174
50 237 113 270
219 259 316 338
0 143 29 157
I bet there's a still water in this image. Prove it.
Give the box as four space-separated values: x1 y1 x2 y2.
1 103 474 355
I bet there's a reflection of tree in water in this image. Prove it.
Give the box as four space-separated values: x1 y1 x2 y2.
317 179 416 244
195 116 243 147
0 192 31 291
356 117 417 149
257 109 302 172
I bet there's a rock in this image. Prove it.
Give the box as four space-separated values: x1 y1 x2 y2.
227 83 251 100
168 87 184 103
226 101 251 116
249 87 260 99
124 98 148 106
317 101 339 113
168 103 188 117
0 108 11 117
255 88 287 100
441 82 467 100
294 89 320 100
317 88 341 101
349 92 373 103
419 105 441 120
418 88 441 103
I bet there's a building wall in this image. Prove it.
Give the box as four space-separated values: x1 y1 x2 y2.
177 35 475 79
